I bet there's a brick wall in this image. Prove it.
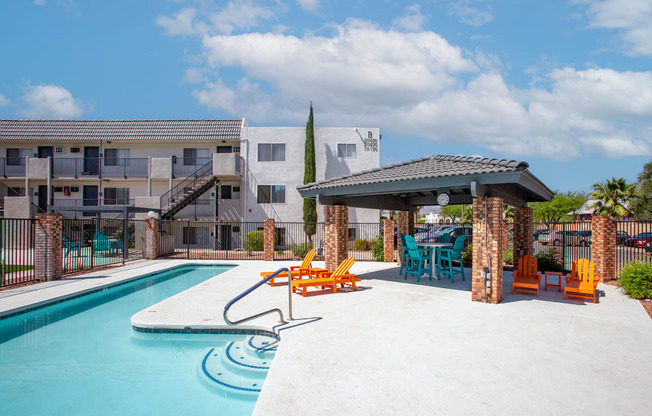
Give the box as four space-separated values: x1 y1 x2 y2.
263 218 275 261
502 219 509 254
383 219 395 263
472 197 504 303
144 218 159 260
513 206 534 262
591 215 616 282
34 213 62 281
324 205 348 271
396 211 414 265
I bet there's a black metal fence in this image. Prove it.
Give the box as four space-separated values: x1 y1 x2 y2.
615 220 652 272
61 218 145 274
532 222 591 271
0 218 36 287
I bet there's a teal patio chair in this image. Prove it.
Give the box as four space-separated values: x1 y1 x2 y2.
63 235 82 258
403 235 432 282
437 235 466 282
433 232 451 274
398 233 409 276
92 232 123 256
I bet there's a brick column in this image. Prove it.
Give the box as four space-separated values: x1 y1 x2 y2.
472 197 504 303
263 219 275 261
324 205 348 271
513 206 534 262
396 211 414 265
591 215 616 282
34 213 62 281
383 219 395 263
144 218 159 260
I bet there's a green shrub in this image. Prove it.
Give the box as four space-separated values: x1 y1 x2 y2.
245 230 264 253
461 244 473 266
290 243 313 258
352 238 372 251
618 261 652 299
534 248 564 272
503 250 513 266
371 235 384 262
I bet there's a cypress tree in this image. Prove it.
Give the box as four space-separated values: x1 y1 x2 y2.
303 103 317 243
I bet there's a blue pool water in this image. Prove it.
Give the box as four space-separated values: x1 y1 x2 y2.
0 265 274 416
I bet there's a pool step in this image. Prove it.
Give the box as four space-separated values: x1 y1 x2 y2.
200 335 276 395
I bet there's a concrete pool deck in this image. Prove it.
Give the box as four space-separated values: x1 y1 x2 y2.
1 259 651 415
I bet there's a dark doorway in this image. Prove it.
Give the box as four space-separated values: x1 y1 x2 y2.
83 185 98 217
84 147 100 175
37 185 50 213
220 224 232 250
38 146 54 159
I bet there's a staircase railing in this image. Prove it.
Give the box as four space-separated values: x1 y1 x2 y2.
224 267 293 326
160 160 213 217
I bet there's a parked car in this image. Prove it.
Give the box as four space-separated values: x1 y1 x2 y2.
445 225 473 245
414 225 447 243
576 230 592 244
539 230 590 246
533 229 551 241
617 231 630 245
624 232 652 248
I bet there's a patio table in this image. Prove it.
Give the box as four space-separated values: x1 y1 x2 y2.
417 242 453 271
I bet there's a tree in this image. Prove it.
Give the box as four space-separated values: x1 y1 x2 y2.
439 205 472 222
590 177 635 218
531 192 586 223
303 103 317 242
630 161 652 219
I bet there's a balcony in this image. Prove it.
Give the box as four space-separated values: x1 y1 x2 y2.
0 158 27 178
52 158 149 179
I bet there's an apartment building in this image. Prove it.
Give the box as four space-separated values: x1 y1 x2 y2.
0 119 381 225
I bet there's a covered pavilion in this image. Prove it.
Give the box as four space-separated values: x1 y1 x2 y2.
298 155 614 303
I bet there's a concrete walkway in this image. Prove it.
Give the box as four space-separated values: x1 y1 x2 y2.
1 260 651 415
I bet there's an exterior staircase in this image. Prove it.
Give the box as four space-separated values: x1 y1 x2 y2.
160 161 219 220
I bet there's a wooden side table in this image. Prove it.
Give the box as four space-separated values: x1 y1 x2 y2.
544 271 563 292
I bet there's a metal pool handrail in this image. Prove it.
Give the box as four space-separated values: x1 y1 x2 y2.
223 268 293 326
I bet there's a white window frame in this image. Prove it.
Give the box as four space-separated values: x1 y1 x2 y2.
257 185 285 204
257 143 285 162
337 143 356 158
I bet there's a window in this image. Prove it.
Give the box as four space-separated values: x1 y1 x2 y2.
337 144 356 158
7 187 25 196
216 146 232 153
348 228 357 241
257 185 285 204
71 147 80 153
221 185 232 200
183 227 196 245
104 149 130 166
233 186 240 199
257 143 285 161
6 148 31 166
183 148 210 166
103 188 130 205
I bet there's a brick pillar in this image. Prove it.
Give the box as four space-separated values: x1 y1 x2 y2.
144 218 159 260
263 219 274 261
591 215 616 282
472 197 504 303
396 211 414 265
34 213 62 281
513 206 534 262
324 205 348 271
502 219 509 254
383 219 395 263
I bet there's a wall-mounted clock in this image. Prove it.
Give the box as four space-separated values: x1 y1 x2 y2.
437 192 450 206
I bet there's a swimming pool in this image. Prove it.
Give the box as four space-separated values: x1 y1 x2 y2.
0 264 277 416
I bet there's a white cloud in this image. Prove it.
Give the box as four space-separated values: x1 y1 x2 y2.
297 0 319 13
393 4 427 32
160 5 652 161
21 84 87 119
446 0 494 27
33 0 46 6
157 1 273 36
579 0 652 56
0 94 10 106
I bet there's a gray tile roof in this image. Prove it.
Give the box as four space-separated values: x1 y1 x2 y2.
0 119 243 141
299 155 529 191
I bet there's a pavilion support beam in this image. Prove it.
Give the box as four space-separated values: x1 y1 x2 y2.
472 197 504 303
324 205 348 271
591 216 616 282
513 206 534 262
396 211 413 265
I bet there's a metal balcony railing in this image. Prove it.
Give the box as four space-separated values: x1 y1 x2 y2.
51 158 148 178
0 158 27 177
172 157 212 178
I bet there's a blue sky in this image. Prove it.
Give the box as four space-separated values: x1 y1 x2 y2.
1 0 651 194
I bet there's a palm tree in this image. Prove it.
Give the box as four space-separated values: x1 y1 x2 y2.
589 177 635 218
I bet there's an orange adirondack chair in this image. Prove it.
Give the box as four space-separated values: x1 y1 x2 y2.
512 255 542 296
564 259 598 303
291 257 360 297
260 249 316 286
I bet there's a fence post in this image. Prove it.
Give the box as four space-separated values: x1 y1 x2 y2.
34 213 63 281
186 219 190 259
383 219 395 263
264 219 275 261
591 216 616 282
144 217 159 260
